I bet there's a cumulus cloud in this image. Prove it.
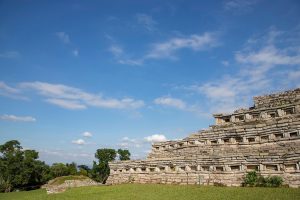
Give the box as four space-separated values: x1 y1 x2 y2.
82 131 92 137
19 81 144 110
118 136 142 148
71 139 86 145
108 32 219 65
0 82 28 100
0 82 19 94
0 114 36 122
153 96 204 115
154 97 186 110
39 149 94 164
182 27 300 113
235 45 300 66
45 98 87 110
144 134 167 143
146 32 218 59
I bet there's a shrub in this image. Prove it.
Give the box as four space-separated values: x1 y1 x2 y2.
243 172 283 187
243 171 258 187
265 176 283 187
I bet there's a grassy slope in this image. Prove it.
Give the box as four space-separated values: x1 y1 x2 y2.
47 175 90 185
0 184 299 200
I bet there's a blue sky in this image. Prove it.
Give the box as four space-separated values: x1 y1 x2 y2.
0 0 300 165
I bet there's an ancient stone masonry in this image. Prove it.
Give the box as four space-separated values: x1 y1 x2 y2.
107 89 300 187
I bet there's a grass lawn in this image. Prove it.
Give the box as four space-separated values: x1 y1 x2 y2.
0 184 299 200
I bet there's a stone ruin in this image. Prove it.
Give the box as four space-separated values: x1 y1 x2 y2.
43 179 100 194
107 88 300 187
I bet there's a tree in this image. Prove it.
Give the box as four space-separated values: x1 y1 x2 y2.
66 162 77 175
117 149 131 160
0 140 51 192
0 140 24 192
78 165 90 171
78 165 90 176
91 148 116 183
50 163 69 178
95 149 116 163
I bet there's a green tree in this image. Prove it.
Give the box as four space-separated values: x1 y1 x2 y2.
66 162 77 175
0 140 51 192
78 165 90 176
117 149 131 160
0 140 24 192
91 148 116 183
50 163 69 178
95 149 116 163
78 165 90 171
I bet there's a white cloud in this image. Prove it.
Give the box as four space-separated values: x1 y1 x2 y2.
146 32 218 59
136 13 157 32
122 136 136 143
182 27 300 114
71 139 86 145
109 45 123 57
82 131 92 137
45 98 86 110
0 82 28 100
144 134 167 143
235 45 300 66
0 114 36 122
56 32 70 44
224 0 259 11
0 51 20 58
118 136 142 148
108 44 143 66
107 32 218 65
154 97 186 110
0 81 20 94
153 96 203 115
20 81 144 110
39 149 94 164
118 59 143 66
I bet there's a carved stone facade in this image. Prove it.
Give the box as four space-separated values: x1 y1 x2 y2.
107 89 300 187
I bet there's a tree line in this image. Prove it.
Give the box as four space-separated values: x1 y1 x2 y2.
0 140 130 193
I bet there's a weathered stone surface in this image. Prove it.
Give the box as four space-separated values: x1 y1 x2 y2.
43 179 101 194
107 88 300 187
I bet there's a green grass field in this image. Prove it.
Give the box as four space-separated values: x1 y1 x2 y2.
0 184 299 200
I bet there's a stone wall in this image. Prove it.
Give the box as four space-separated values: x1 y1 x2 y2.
107 88 300 187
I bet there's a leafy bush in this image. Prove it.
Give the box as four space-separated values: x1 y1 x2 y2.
265 176 283 187
243 171 283 187
243 171 258 187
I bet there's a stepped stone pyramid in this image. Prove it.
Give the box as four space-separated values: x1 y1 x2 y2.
107 88 300 187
